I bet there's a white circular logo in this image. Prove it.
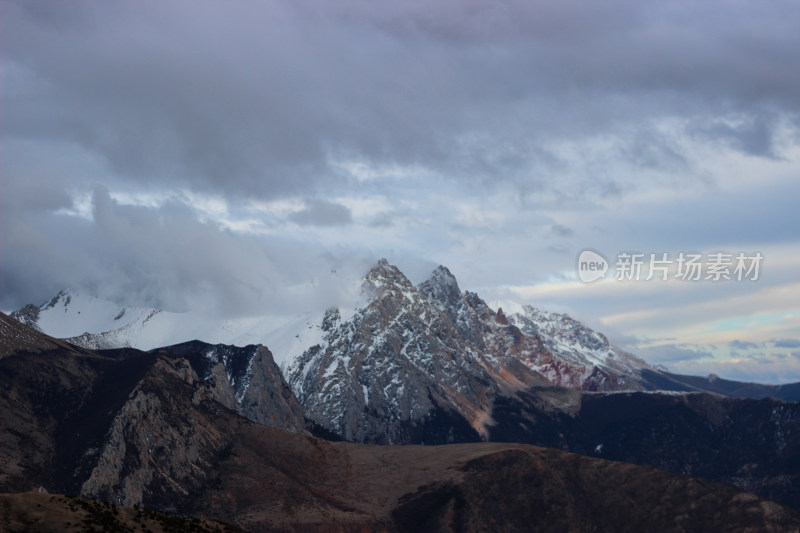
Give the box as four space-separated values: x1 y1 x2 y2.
577 250 608 283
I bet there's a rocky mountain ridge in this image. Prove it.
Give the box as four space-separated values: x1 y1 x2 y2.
0 312 306 505
288 260 653 443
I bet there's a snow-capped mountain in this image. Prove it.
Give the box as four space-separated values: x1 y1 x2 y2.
508 305 650 378
287 260 653 442
13 259 658 443
10 289 348 370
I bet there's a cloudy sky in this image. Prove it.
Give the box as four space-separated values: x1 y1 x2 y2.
2 0 799 382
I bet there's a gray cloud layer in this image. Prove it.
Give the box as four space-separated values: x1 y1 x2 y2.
5 0 799 200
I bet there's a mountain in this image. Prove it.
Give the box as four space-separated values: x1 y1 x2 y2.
490 387 800 510
2 312 798 533
287 261 661 443
153 341 306 432
0 305 80 358
639 368 800 401
0 312 305 503
14 261 800 403
9 263 800 509
9 289 340 370
278 262 800 509
507 303 650 379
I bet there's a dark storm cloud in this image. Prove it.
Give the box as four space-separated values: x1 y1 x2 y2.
4 0 800 202
774 339 800 349
689 112 782 158
730 340 759 350
0 186 370 314
3 0 800 357
290 199 352 226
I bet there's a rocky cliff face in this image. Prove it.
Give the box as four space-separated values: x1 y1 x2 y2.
75 343 306 508
153 341 306 433
0 314 305 508
78 355 242 510
288 260 650 444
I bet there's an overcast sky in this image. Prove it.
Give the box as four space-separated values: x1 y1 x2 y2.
2 0 799 382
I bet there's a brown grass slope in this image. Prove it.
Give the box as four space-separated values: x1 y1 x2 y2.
0 492 243 533
198 424 800 533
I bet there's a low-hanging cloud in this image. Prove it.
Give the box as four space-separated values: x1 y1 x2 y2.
0 186 372 315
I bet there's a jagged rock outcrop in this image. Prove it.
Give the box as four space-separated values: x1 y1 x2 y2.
289 261 545 443
78 355 239 509
288 260 649 444
8 304 40 330
154 341 306 433
0 313 306 509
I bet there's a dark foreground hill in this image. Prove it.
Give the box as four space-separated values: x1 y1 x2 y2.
0 492 243 533
1 312 800 532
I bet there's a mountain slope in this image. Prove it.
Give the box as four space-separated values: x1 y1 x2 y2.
0 311 84 358
489 387 800 510
10 290 335 369
641 369 800 401
0 493 243 533
152 341 306 432
288 261 655 443
0 312 305 502
1 313 798 532
508 304 650 379
14 264 800 404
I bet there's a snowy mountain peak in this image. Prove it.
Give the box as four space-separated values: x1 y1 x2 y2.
286 261 661 443
363 259 417 298
41 290 71 310
14 260 655 446
508 304 650 374
10 289 145 341
10 289 73 328
515 305 610 350
9 304 41 330
418 265 461 308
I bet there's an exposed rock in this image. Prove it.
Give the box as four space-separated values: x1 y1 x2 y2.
0 313 306 509
79 355 235 510
8 304 40 331
288 260 647 444
154 341 306 433
289 260 526 443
